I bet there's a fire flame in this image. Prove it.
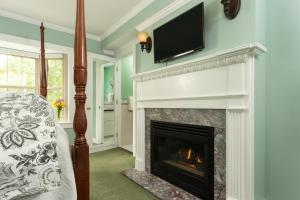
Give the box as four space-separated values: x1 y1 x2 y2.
177 147 204 169
196 156 203 163
187 148 192 160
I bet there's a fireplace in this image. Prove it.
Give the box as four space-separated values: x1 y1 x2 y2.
132 44 264 199
151 120 214 199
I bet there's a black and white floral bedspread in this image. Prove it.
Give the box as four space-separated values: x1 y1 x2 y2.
0 93 61 200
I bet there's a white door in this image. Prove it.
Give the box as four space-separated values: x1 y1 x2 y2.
94 62 104 144
85 55 94 146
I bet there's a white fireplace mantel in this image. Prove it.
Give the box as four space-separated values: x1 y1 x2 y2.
132 43 266 200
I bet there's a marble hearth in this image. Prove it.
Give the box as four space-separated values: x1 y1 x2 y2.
124 109 226 199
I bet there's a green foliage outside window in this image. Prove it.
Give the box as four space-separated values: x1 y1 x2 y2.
47 59 64 104
47 59 65 120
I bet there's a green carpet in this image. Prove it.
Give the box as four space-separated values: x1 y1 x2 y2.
90 148 159 200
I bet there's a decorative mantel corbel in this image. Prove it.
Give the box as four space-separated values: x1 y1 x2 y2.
221 0 241 19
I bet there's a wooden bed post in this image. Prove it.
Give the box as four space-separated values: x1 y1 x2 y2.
73 0 89 199
40 23 47 98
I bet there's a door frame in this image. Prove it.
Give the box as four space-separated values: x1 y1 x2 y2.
93 60 119 146
115 59 122 146
87 53 115 147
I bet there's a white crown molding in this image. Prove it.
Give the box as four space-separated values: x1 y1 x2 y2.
102 49 115 57
0 9 101 41
132 43 267 82
101 0 154 40
136 0 193 31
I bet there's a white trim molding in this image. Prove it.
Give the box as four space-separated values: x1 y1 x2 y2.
101 0 154 39
132 43 266 82
133 43 266 200
102 49 115 57
136 0 193 31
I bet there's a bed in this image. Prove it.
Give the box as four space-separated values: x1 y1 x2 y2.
21 124 77 200
0 0 89 199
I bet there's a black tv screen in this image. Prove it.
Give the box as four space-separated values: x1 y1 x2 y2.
154 2 204 63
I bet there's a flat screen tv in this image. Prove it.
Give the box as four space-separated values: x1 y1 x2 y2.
154 2 204 63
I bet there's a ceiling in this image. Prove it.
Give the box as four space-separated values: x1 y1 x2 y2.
0 0 144 38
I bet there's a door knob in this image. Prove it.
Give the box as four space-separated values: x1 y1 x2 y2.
87 107 91 111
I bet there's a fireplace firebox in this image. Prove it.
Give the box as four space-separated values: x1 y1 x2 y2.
151 120 214 199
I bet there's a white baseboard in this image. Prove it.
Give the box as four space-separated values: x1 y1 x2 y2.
121 144 133 152
90 143 118 153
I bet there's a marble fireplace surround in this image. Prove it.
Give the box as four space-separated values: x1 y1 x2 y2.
145 108 226 199
132 43 266 200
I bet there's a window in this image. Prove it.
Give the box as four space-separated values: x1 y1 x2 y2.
0 54 37 93
0 50 68 121
47 58 64 103
47 57 68 121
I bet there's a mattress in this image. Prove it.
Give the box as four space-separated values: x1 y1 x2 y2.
21 124 77 200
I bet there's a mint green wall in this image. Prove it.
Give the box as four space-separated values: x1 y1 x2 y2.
266 0 300 199
121 55 133 101
0 16 102 54
135 0 255 73
104 64 115 102
254 1 267 200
